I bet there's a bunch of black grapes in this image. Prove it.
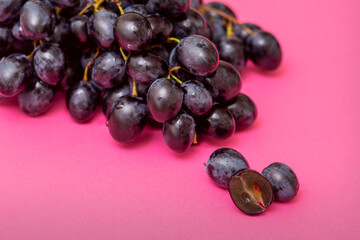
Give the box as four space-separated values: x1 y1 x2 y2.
0 0 282 153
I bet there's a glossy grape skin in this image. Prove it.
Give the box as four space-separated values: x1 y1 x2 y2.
200 104 235 140
171 7 206 39
162 111 195 153
66 81 100 123
0 54 33 97
202 61 242 103
182 80 212 116
102 84 131 116
18 77 56 116
175 35 219 76
87 10 117 48
147 15 173 44
91 51 126 89
226 93 257 131
246 31 282 71
262 162 299 202
123 4 150 17
145 0 191 19
33 43 67 86
0 0 24 24
127 52 169 85
12 22 27 41
70 15 89 43
107 95 148 143
0 26 15 54
229 169 274 215
20 0 56 40
114 13 152 51
205 148 249 189
50 0 79 8
147 78 183 123
219 36 246 73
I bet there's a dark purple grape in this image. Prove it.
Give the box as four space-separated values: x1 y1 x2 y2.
0 53 33 97
12 22 27 41
181 80 212 116
127 52 169 85
246 31 282 71
205 148 249 188
123 4 149 16
175 35 219 76
162 111 195 153
262 162 299 202
226 93 257 131
204 2 237 20
0 0 24 24
102 84 131 116
200 104 235 140
70 15 89 43
0 26 15 54
147 15 173 44
18 77 56 116
81 48 96 69
60 64 82 92
87 10 117 48
206 17 226 46
229 169 274 215
242 23 262 31
33 43 67 86
149 45 171 65
46 17 72 45
202 60 241 102
171 7 206 39
234 23 262 42
91 51 126 89
107 95 148 143
66 81 100 123
114 12 152 51
50 0 79 8
145 0 191 18
20 0 56 40
147 78 183 123
219 36 246 72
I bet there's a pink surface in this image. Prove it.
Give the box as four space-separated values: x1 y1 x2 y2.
1 0 360 239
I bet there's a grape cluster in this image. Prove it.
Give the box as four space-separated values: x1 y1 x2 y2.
205 148 299 215
0 0 282 153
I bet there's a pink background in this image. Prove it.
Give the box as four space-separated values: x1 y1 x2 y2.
1 0 360 239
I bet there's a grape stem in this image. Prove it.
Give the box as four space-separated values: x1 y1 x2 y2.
83 47 100 82
168 66 183 85
193 133 198 145
167 37 180 44
78 0 105 15
199 5 254 35
226 22 234 37
119 48 129 61
131 80 138 98
117 2 125 15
